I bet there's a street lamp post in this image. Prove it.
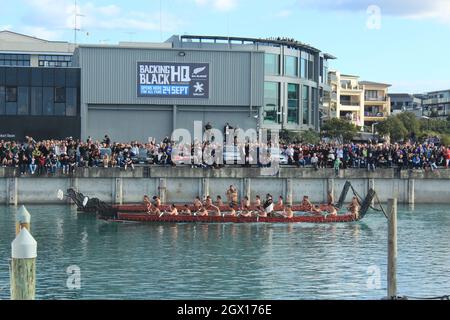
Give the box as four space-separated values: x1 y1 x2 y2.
371 122 379 135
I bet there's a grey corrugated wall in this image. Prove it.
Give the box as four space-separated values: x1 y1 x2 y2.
76 46 264 106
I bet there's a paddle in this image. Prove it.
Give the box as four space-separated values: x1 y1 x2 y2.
57 189 64 201
82 197 89 207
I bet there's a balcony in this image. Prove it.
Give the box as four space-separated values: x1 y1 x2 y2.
340 101 361 106
341 84 363 91
365 96 388 102
364 112 386 118
423 97 450 105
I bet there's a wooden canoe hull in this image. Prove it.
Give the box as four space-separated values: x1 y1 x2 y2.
112 203 329 213
109 212 358 224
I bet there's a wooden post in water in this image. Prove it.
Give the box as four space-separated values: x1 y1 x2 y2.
15 205 31 236
10 228 37 300
387 198 397 299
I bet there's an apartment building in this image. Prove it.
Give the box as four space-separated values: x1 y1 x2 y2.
328 71 391 130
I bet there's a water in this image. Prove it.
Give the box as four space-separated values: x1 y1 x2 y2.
0 205 449 300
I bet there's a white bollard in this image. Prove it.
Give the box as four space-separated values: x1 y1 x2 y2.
16 205 31 236
10 228 37 300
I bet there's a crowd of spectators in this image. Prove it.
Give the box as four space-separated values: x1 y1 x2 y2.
1 132 450 176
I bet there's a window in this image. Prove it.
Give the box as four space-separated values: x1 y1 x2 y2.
66 87 77 116
43 87 54 115
17 87 29 115
365 90 379 100
0 86 5 114
264 54 279 75
54 87 66 103
285 56 298 77
311 88 317 126
308 58 314 80
0 54 31 67
264 82 279 124
300 58 307 79
287 84 299 124
38 55 72 68
6 86 17 102
31 87 43 115
302 85 309 125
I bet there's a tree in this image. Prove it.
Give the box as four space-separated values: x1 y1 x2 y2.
396 112 420 139
300 129 320 144
377 116 408 142
279 129 302 144
321 118 358 143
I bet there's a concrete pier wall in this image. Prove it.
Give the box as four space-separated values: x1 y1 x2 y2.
0 167 449 205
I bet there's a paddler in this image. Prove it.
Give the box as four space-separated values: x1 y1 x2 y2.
282 205 294 218
181 204 192 216
193 196 202 211
143 195 152 214
152 195 161 208
347 196 360 219
301 195 322 215
263 194 274 216
165 204 178 216
215 195 224 207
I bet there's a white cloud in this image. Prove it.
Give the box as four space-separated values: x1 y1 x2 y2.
296 0 450 23
214 0 237 11
19 0 183 41
276 9 292 18
194 0 209 5
20 26 64 40
193 0 238 12
0 25 13 30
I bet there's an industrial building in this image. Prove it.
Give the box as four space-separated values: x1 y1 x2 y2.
1 31 335 142
0 30 79 140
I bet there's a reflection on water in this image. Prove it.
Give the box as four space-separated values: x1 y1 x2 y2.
0 204 449 300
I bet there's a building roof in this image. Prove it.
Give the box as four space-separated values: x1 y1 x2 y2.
359 81 391 87
179 35 330 56
0 30 69 44
388 93 412 97
426 89 450 94
341 73 360 79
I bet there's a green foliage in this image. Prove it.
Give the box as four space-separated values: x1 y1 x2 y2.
279 129 321 144
279 129 301 144
321 118 358 143
396 112 421 137
440 134 450 147
377 116 408 142
300 129 321 144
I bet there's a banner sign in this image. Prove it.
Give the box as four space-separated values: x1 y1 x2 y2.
137 62 209 98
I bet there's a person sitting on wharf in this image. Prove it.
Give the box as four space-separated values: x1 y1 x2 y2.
282 205 294 219
181 204 192 216
165 204 178 216
216 195 224 207
301 196 322 215
347 196 360 219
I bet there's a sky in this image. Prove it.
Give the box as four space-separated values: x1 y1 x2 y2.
1 0 450 93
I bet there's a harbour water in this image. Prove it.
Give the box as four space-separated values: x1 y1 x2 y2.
0 205 449 300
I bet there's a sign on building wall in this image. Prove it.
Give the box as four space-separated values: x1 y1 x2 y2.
137 62 209 98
